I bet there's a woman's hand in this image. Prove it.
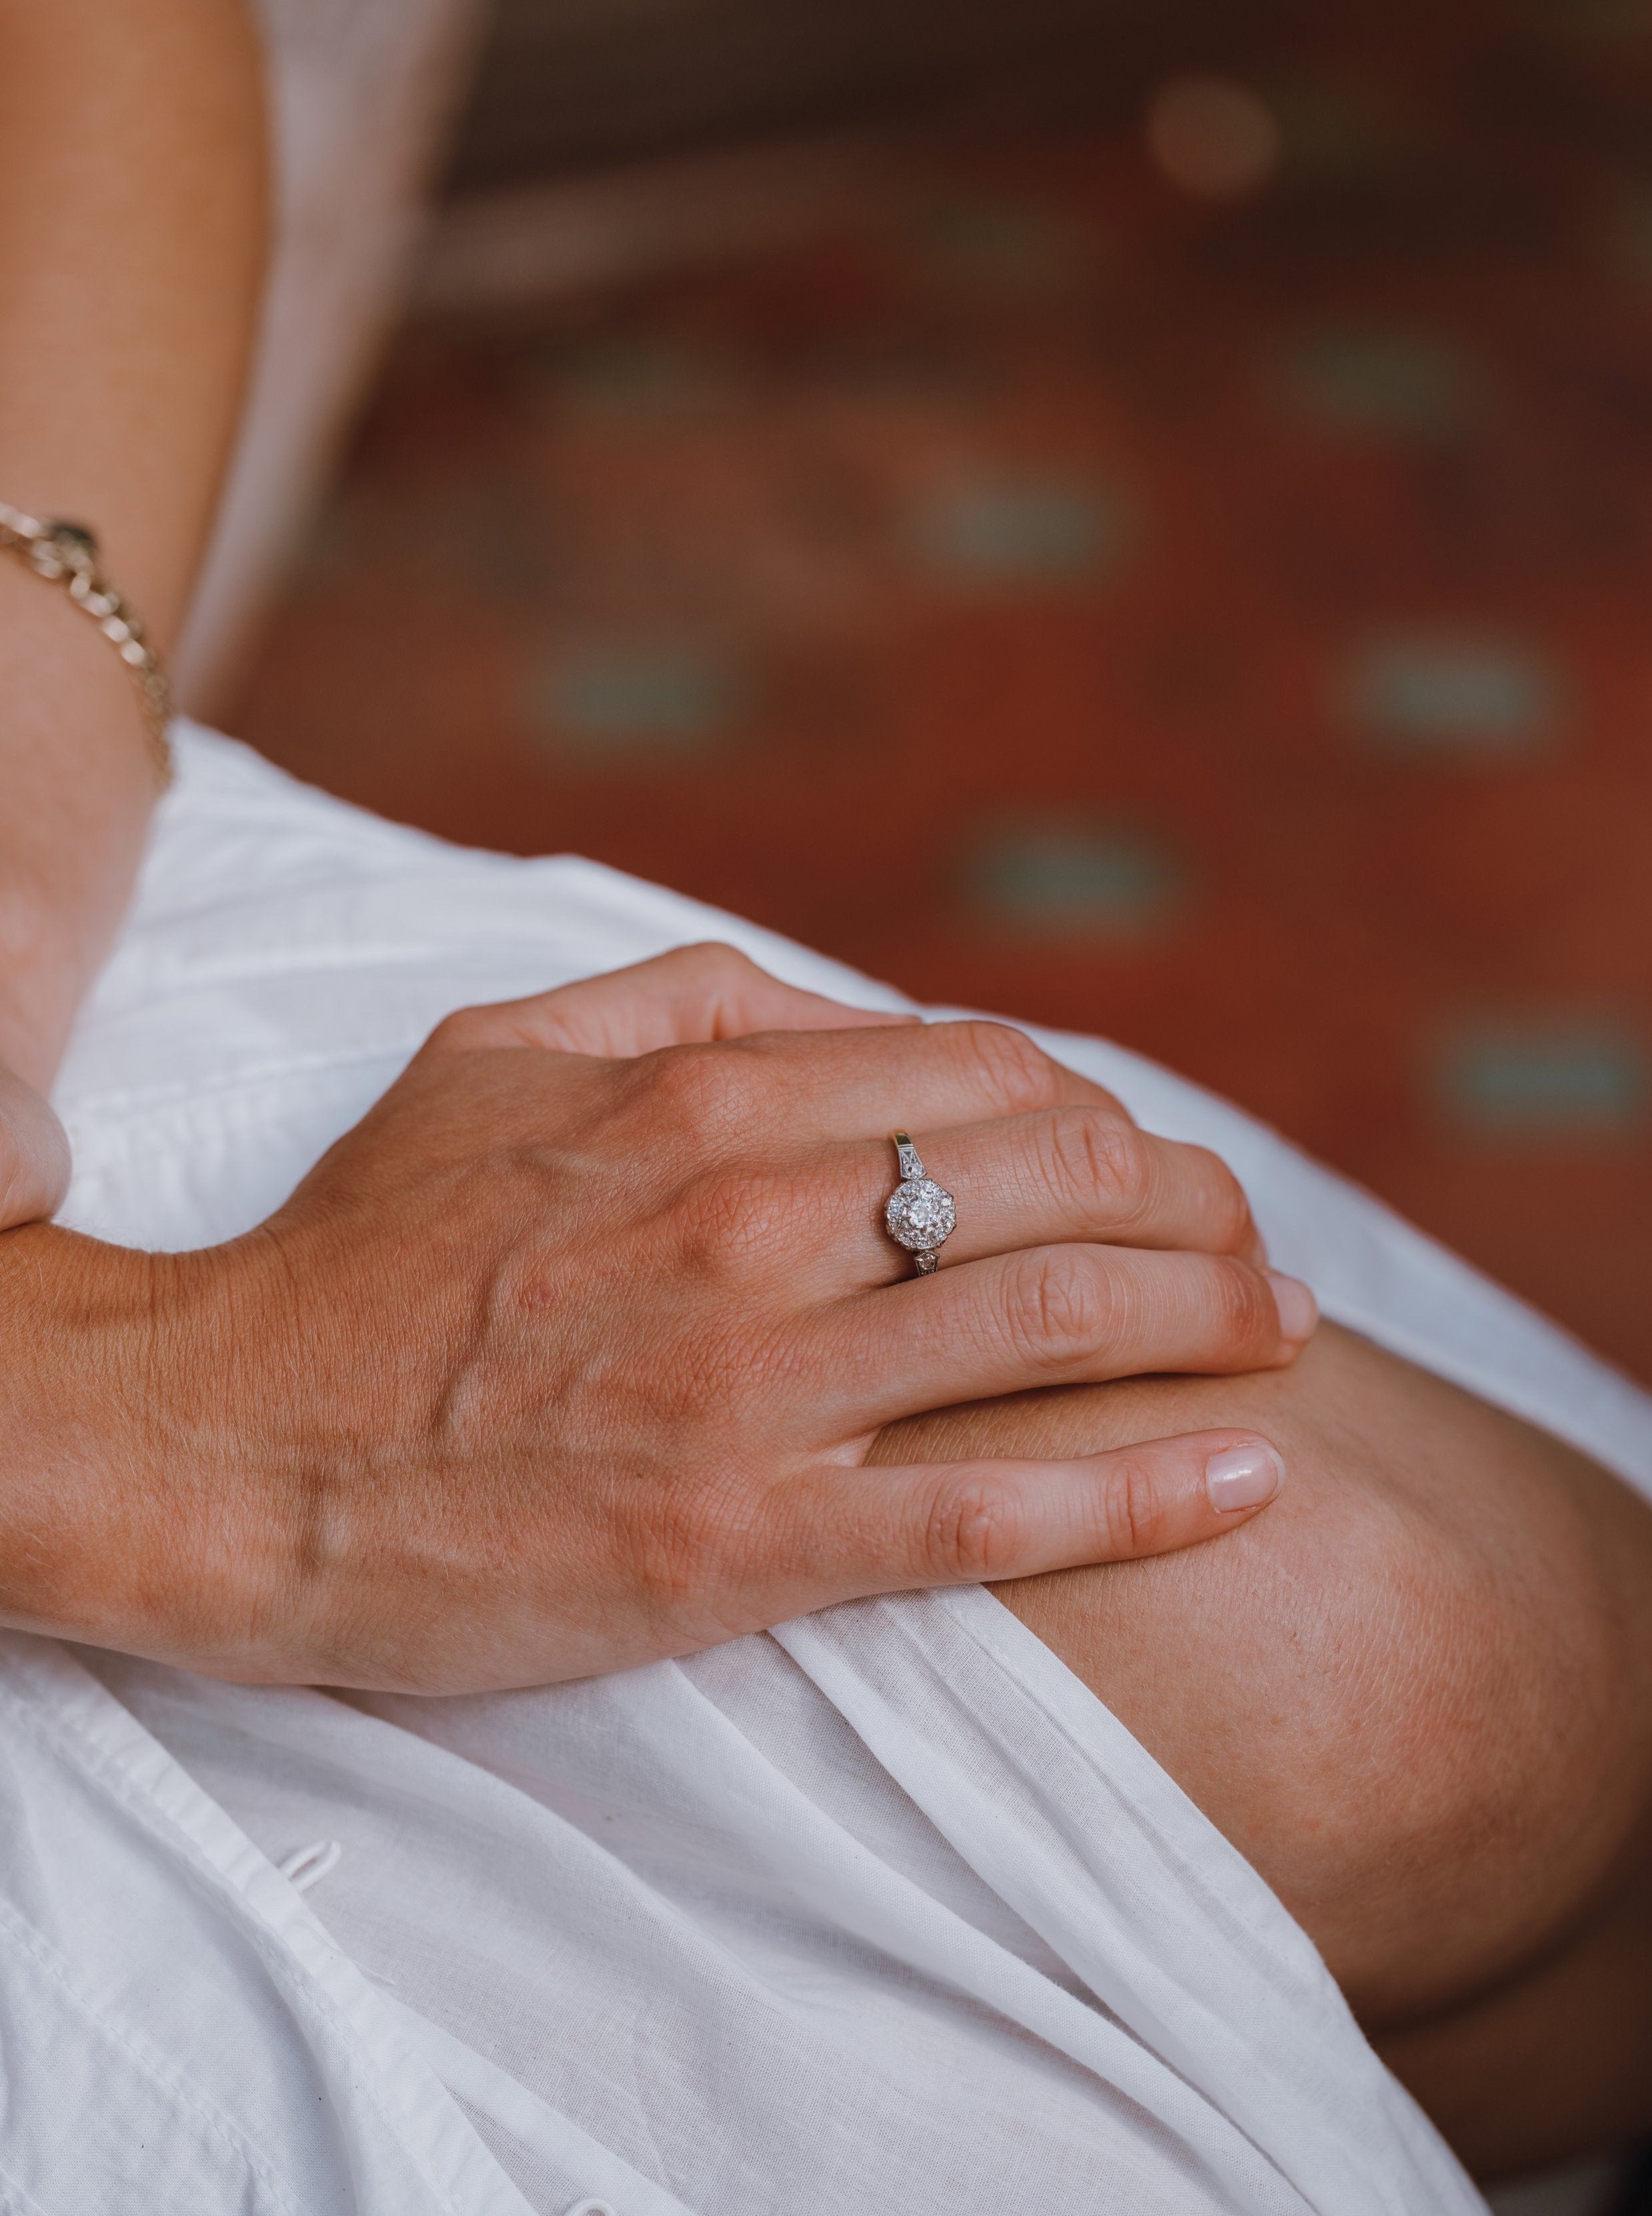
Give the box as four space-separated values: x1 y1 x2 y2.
0 948 1307 1693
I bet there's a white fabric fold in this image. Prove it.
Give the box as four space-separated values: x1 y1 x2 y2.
0 1633 536 2216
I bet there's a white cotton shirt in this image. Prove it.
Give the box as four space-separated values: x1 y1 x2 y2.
12 723 1649 2215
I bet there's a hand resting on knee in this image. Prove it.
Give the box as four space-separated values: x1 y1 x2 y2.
0 947 1315 1691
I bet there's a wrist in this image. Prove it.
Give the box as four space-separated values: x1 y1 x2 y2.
0 1227 295 1671
0 1227 165 1646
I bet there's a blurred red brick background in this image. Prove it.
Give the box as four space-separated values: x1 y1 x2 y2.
234 5 1652 1380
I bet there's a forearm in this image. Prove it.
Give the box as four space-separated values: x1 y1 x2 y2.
0 1224 167 1640
0 0 267 1084
0 1221 293 1666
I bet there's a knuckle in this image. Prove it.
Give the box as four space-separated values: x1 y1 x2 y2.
1099 1458 1164 1558
671 940 758 987
632 1470 758 1615
636 1040 769 1140
425 1004 494 1056
950 1020 1059 1115
1005 1247 1112 1369
1047 1108 1151 1219
642 1042 726 1116
672 1168 795 1272
1209 1258 1276 1354
921 1473 1027 1582
1187 1144 1255 1253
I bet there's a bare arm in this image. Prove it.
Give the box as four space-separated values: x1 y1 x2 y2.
0 0 266 1214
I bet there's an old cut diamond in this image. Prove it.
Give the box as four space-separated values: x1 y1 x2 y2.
885 1175 957 1254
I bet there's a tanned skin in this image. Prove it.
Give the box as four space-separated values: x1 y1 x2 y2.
874 1322 1652 2183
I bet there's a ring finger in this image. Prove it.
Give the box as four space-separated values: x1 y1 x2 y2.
800 1108 1266 1287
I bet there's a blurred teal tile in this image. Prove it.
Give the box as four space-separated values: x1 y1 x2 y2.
524 641 747 756
1347 636 1560 755
914 479 1128 582
1276 327 1477 438
966 822 1184 939
1437 1020 1649 1138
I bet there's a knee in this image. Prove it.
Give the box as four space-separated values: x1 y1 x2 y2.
1108 1458 1643 2026
880 1327 1652 2027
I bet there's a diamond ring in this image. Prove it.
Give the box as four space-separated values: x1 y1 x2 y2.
884 1131 957 1276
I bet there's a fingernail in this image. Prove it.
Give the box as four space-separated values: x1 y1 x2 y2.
1205 1442 1284 1512
1266 1270 1317 1343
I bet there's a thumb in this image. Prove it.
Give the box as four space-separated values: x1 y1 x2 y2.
790 1430 1284 1600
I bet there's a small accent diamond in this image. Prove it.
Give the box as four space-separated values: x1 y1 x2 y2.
885 1176 957 1254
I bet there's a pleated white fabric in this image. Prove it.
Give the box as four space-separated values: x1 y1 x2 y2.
14 722 1646 2213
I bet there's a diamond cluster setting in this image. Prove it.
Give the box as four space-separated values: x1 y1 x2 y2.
885 1176 957 1254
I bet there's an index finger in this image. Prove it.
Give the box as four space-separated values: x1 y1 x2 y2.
723 1017 1130 1141
430 942 917 1058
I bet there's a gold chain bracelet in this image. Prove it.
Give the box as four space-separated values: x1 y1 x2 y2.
0 502 172 789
